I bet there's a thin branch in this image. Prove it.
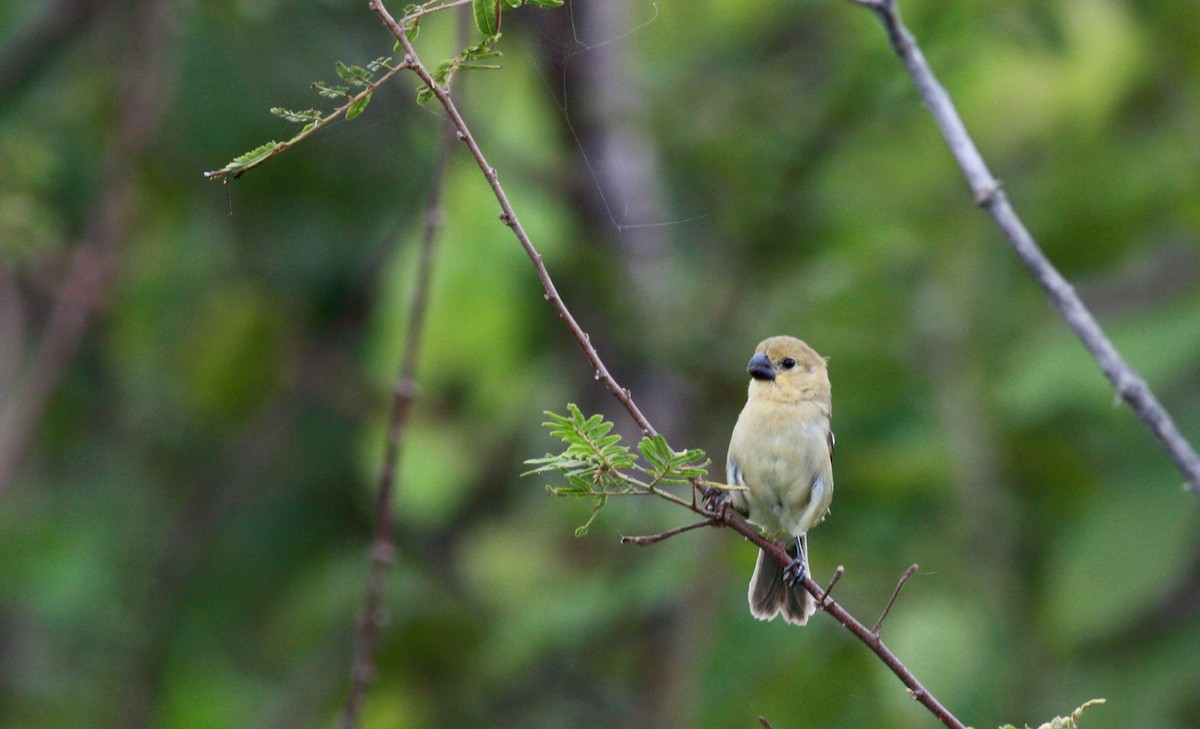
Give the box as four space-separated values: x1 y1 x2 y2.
819 565 846 608
371 0 657 440
203 58 412 181
873 564 919 635
337 27 462 725
721 517 967 729
406 0 473 22
758 716 776 729
621 518 716 545
848 0 1200 500
369 5 970 728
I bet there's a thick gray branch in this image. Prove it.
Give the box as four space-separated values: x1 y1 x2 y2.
851 0 1200 499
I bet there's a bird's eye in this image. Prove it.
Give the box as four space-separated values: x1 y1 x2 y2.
781 357 797 370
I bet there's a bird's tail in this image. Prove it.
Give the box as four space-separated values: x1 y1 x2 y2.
748 538 815 626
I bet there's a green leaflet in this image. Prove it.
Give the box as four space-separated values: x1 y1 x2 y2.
473 0 500 36
345 93 371 120
525 405 709 536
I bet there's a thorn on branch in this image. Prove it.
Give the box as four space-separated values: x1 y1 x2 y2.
873 564 919 635
820 565 846 608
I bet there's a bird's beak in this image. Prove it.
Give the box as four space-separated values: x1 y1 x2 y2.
747 352 775 381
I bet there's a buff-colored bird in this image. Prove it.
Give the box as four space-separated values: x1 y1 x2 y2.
726 336 834 626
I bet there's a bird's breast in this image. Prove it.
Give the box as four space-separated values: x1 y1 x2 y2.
726 399 832 536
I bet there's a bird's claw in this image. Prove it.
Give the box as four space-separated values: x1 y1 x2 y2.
703 486 727 512
784 558 807 587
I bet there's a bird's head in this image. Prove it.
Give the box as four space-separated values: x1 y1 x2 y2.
745 335 830 407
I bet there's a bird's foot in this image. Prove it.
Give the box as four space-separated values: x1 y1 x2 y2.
784 558 807 587
703 486 727 513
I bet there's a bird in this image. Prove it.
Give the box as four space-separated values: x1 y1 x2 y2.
725 335 834 626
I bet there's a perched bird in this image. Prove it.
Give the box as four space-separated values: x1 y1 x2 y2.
726 336 834 626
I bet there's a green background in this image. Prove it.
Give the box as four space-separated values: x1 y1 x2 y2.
1 0 1198 727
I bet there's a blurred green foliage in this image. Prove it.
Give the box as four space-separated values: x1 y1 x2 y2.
0 0 1198 727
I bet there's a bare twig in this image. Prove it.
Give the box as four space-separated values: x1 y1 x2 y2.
721 520 967 729
621 518 716 545
369 5 970 727
873 564 919 635
758 716 776 729
847 0 1200 500
820 565 846 608
338 17 463 724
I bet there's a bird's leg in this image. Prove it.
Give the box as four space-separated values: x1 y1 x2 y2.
784 536 807 586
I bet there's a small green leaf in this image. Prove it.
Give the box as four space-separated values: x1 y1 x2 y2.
574 494 607 537
229 141 281 168
416 85 435 105
461 37 502 62
430 59 454 86
313 81 350 99
527 0 564 6
501 0 522 8
334 61 369 85
345 92 371 120
472 0 500 36
270 107 321 123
